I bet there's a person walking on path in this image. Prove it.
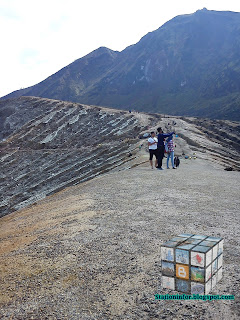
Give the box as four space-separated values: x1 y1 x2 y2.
156 127 175 170
166 135 176 169
148 131 158 169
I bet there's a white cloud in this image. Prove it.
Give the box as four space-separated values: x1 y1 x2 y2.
0 0 239 97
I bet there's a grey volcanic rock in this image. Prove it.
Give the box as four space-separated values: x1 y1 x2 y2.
0 97 159 217
0 96 239 218
0 96 57 140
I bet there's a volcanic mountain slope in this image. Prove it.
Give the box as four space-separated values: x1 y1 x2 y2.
0 96 160 217
2 9 240 120
0 96 240 218
173 116 240 170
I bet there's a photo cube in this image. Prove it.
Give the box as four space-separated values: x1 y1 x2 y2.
161 234 224 294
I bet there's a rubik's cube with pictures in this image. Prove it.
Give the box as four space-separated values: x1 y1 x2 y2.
161 234 223 294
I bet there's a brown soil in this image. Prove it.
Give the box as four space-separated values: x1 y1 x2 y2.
0 148 239 319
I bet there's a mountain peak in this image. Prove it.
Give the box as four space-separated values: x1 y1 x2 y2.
85 46 119 58
197 7 208 12
1 10 240 120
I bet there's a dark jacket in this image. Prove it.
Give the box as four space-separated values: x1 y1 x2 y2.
157 132 175 148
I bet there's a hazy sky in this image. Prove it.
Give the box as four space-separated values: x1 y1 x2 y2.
0 0 239 97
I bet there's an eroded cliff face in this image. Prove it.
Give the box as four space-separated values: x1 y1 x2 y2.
0 97 160 217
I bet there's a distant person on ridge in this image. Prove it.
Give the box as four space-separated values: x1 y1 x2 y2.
156 127 175 170
166 135 175 169
148 131 158 169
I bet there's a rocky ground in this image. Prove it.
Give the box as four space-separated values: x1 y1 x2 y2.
0 146 239 319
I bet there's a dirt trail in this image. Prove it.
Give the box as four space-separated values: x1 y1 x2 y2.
0 151 239 319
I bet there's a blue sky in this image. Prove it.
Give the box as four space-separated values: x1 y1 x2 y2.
0 0 239 98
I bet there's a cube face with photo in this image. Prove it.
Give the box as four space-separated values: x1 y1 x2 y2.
191 251 205 267
161 247 174 262
176 264 189 280
162 261 175 277
191 282 205 294
191 266 205 283
162 276 175 290
161 234 223 294
176 249 189 264
176 279 190 293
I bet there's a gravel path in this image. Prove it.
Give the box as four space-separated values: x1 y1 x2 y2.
0 155 239 319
